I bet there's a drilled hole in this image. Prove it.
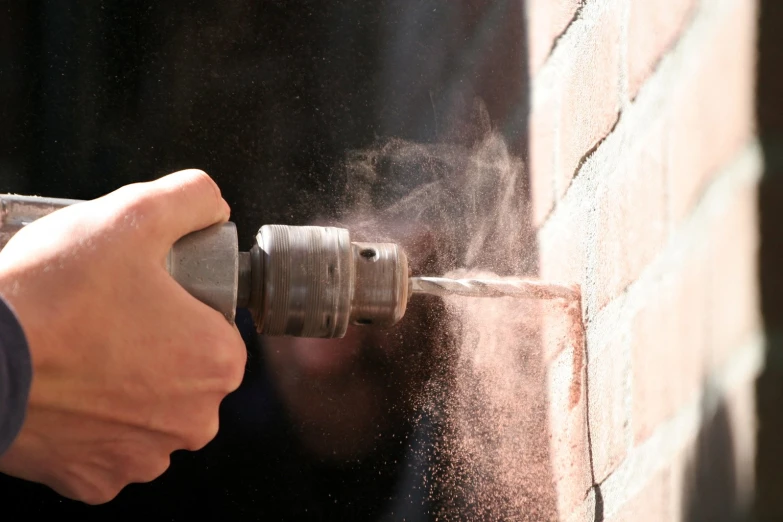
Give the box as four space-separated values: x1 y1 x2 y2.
356 318 373 325
327 264 335 277
360 248 377 260
325 315 332 328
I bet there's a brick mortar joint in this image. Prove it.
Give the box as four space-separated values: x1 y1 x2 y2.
531 0 620 109
538 0 588 72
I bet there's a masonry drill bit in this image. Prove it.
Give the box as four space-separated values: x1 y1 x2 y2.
409 276 579 301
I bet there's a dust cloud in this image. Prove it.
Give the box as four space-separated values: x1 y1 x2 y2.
337 103 576 520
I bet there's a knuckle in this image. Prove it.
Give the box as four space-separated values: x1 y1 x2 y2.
188 168 215 187
207 332 247 392
134 455 171 484
95 489 121 505
53 469 121 505
183 169 222 207
228 361 246 391
184 415 220 451
79 484 122 505
222 343 247 391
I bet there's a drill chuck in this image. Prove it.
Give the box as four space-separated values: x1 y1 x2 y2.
243 225 409 338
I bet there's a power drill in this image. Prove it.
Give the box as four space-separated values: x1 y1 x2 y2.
0 194 409 338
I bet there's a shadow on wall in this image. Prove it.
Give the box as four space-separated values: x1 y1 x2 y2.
755 0 783 519
756 158 783 521
755 154 783 516
680 400 739 522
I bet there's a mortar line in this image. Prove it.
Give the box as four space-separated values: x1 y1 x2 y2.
569 113 621 190
628 1 701 104
576 0 626 494
581 316 603 521
542 0 588 68
531 0 607 110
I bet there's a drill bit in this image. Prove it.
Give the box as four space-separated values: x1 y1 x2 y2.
409 276 579 301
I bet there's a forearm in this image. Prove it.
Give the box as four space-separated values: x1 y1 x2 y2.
0 294 31 456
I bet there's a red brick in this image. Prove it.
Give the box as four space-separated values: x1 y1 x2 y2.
586 322 629 482
547 340 592 517
668 0 757 223
627 0 697 100
530 100 557 228
706 180 761 369
526 0 582 74
594 121 668 311
632 246 708 443
538 197 588 291
535 182 591 518
539 291 584 365
558 2 621 196
606 467 672 522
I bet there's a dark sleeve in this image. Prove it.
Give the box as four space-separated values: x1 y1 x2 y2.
0 294 31 456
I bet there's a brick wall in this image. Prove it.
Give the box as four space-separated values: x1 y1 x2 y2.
526 0 761 520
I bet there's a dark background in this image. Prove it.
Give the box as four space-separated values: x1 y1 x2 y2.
0 2 527 520
756 0 783 520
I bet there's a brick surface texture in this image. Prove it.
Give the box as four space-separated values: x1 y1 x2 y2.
593 120 668 311
627 0 697 100
557 0 621 197
586 321 628 483
528 0 761 519
631 246 708 444
526 0 583 74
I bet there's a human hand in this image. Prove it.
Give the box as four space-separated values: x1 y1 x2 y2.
0 170 247 504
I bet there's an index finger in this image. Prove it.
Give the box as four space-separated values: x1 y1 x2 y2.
100 169 231 253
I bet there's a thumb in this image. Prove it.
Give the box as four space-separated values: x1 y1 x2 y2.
100 169 231 252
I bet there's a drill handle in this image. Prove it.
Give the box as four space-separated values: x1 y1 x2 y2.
0 194 240 323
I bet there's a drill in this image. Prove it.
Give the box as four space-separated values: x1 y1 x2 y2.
0 194 413 338
0 194 577 339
